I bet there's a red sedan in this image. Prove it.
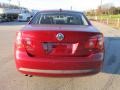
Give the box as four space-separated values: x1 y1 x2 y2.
14 10 104 77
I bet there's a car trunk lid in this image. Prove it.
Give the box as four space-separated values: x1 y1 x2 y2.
21 25 102 57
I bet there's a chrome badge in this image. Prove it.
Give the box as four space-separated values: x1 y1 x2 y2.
56 33 64 41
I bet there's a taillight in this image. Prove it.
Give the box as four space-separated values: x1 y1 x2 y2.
16 31 24 50
23 38 35 56
96 35 104 49
85 34 104 50
16 32 35 56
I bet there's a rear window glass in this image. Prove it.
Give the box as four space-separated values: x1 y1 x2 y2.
30 12 89 25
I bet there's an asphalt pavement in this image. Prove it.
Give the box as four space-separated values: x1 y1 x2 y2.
0 21 120 90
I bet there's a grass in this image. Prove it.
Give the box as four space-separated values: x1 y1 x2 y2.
95 14 120 20
87 14 120 30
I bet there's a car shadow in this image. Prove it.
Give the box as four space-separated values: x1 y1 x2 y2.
0 21 27 26
102 36 120 75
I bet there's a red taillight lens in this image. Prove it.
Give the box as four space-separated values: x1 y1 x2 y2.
96 35 104 49
16 32 24 50
85 34 104 50
16 32 35 56
23 38 35 56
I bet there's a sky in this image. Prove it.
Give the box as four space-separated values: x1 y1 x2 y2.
0 0 120 11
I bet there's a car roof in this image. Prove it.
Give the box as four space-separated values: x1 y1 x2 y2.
39 9 83 14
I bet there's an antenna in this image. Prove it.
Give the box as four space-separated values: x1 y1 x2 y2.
59 8 62 12
70 6 72 10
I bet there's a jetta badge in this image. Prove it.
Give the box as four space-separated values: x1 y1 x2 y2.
56 33 64 41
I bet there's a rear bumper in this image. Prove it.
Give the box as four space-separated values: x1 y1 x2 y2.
15 51 104 77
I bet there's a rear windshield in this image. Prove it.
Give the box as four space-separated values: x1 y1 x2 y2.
30 12 90 25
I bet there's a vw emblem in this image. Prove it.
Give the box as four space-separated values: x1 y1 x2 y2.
56 33 64 41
